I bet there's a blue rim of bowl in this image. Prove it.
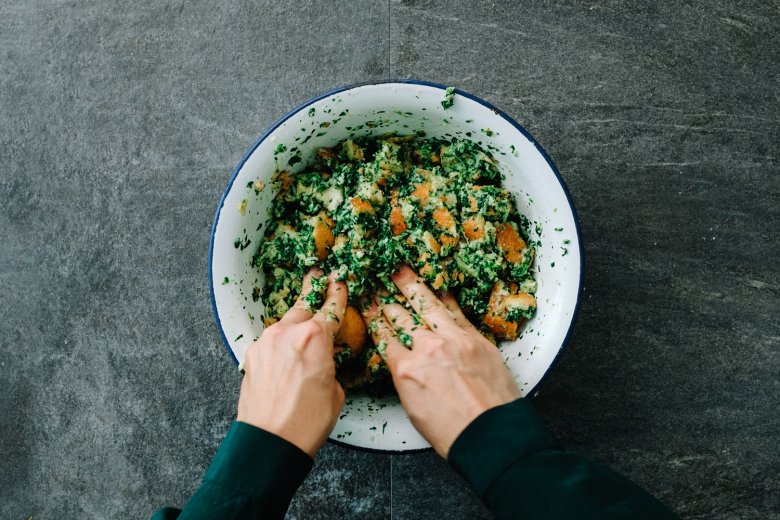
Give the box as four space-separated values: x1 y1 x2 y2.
208 79 584 454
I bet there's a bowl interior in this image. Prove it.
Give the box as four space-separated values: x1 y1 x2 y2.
210 82 582 451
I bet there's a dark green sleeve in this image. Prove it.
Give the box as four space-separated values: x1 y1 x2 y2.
448 398 680 520
151 421 313 520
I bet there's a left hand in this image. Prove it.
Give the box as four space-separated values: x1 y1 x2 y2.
237 269 346 457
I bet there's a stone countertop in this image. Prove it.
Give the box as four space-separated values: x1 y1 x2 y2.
1 1 777 518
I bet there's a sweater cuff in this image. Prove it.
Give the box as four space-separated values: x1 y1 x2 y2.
448 398 560 497
203 421 314 499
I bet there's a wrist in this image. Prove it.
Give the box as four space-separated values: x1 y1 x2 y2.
447 398 559 496
237 409 325 458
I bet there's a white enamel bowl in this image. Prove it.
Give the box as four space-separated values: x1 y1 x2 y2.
209 81 583 452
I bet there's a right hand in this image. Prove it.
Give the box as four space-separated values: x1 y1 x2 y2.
362 266 521 458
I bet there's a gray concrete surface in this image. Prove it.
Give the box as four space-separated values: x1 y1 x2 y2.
1 0 777 518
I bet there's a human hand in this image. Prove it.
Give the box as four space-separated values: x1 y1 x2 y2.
362 266 521 458
237 269 346 457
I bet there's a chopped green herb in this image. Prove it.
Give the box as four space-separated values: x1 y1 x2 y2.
288 155 302 166
397 331 413 348
334 347 351 366
237 237 251 250
254 133 537 395
303 274 327 310
441 86 456 110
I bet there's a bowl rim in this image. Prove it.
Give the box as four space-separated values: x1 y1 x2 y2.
208 79 585 452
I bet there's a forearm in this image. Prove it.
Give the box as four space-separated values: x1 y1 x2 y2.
448 399 680 520
152 421 313 520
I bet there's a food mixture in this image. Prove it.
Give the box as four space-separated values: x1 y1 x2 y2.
253 134 537 393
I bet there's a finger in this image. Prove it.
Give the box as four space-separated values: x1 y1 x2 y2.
359 299 385 343
438 291 478 331
333 383 345 414
360 300 409 371
311 272 348 337
380 301 432 346
281 267 324 324
391 265 457 331
237 336 262 376
361 300 406 349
